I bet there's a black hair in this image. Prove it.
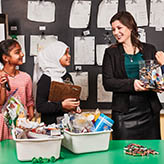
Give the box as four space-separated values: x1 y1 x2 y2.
0 39 19 64
110 11 143 52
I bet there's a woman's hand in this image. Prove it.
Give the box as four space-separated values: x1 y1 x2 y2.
134 80 148 91
155 51 164 66
62 98 80 111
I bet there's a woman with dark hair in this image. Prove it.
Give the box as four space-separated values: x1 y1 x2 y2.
102 11 162 140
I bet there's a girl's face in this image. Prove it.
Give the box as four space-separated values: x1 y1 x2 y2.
60 48 71 67
111 20 132 44
5 43 24 65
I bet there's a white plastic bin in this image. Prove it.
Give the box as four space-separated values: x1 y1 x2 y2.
62 129 112 154
12 130 64 161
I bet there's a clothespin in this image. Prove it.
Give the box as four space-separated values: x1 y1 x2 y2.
104 32 112 44
76 67 82 76
80 31 85 40
77 0 83 4
39 0 44 5
10 35 18 40
105 0 112 4
131 0 137 4
156 0 162 3
41 31 46 40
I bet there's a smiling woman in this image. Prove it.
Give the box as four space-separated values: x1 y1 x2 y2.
102 11 162 140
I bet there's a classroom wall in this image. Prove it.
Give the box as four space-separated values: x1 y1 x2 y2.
1 0 164 110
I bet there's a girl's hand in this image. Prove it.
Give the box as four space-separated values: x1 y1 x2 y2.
62 98 80 111
134 80 148 91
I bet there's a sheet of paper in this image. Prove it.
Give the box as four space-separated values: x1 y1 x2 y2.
74 36 95 65
96 44 109 66
97 74 112 102
0 23 5 42
125 0 148 26
70 72 89 100
30 35 58 56
0 63 3 70
69 0 91 28
27 1 55 23
16 35 26 63
0 0 2 13
138 28 146 42
97 0 118 28
158 93 164 103
149 0 164 28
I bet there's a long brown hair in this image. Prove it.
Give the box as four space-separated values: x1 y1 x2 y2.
110 11 143 52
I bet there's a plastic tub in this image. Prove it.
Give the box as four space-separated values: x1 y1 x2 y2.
62 129 112 154
12 130 64 161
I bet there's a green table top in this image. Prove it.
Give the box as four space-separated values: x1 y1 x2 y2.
0 139 164 164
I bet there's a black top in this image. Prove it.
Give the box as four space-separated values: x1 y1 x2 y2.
36 72 73 125
102 43 162 113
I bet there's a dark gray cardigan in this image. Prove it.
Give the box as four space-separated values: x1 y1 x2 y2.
102 43 162 113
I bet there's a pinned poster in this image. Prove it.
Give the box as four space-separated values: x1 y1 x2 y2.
97 0 118 28
0 23 5 42
149 0 164 30
158 92 164 103
16 35 26 63
96 44 109 66
31 35 58 102
125 0 148 26
0 0 2 13
30 35 58 56
138 28 146 42
74 36 95 65
0 63 3 70
27 1 55 23
97 74 112 102
69 0 91 28
70 72 89 100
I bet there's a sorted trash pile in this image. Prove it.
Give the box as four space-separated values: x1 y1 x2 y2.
124 143 159 156
139 60 164 91
61 109 114 133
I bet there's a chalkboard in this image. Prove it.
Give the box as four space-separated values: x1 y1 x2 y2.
1 0 164 109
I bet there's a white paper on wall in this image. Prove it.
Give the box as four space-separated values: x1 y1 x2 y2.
125 0 148 26
97 0 118 28
16 35 26 63
97 74 112 102
0 63 3 70
74 36 95 65
30 35 58 56
0 23 5 42
31 35 58 102
138 28 146 42
0 0 2 13
149 0 164 28
96 44 109 66
158 92 164 103
27 1 55 23
69 0 91 28
70 72 89 100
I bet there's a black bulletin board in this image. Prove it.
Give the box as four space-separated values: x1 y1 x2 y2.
1 0 164 109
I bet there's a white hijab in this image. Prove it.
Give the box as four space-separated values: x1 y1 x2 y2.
38 40 68 82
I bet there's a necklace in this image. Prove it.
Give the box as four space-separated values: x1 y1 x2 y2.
3 69 17 78
128 55 134 62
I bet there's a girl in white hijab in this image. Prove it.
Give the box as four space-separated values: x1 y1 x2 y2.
36 40 80 125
